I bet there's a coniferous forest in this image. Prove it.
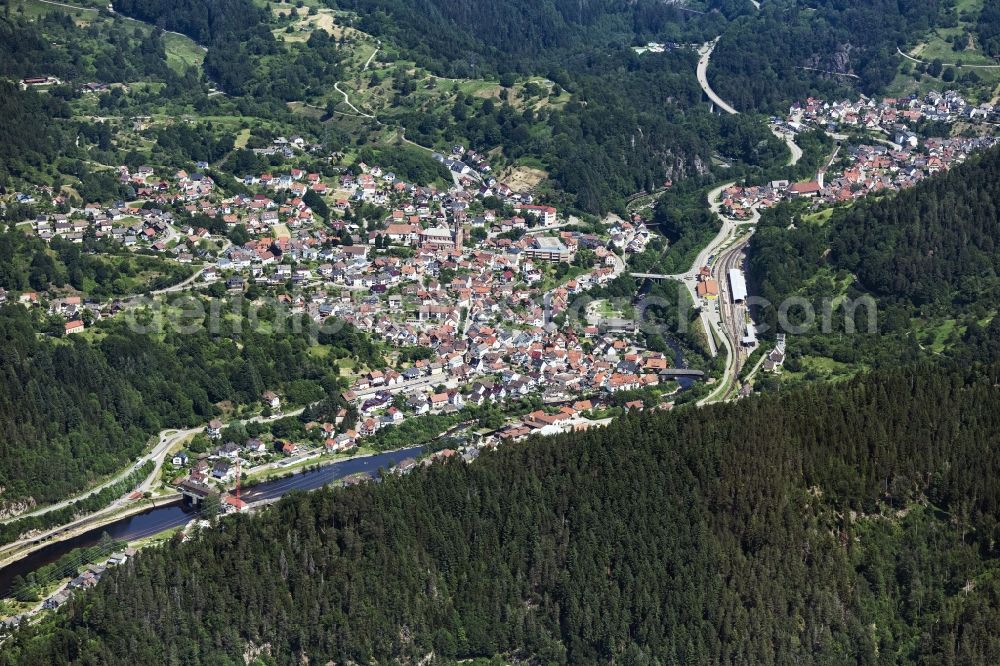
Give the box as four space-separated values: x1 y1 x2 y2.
0 306 364 510
3 360 1000 664
747 145 1000 376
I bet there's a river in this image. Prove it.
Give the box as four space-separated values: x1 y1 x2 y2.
0 446 422 597
636 277 696 391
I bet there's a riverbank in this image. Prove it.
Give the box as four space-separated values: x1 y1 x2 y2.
0 493 181 574
0 445 424 602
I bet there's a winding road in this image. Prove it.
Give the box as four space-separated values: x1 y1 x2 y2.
0 428 193 527
35 1 209 52
323 42 383 120
696 39 740 115
771 126 803 166
697 37 803 168
896 46 1000 69
0 404 307 565
333 82 377 119
362 42 381 71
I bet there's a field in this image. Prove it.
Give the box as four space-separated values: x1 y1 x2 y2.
233 128 251 149
9 0 101 21
801 207 834 226
889 0 1000 102
163 32 206 74
500 164 549 192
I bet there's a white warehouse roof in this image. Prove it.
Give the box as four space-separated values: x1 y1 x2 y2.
728 269 747 303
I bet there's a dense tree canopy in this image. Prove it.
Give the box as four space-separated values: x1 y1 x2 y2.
0 14 171 84
744 145 1000 384
0 231 190 297
0 305 367 509
341 0 726 76
750 145 1000 323
4 359 1000 663
0 82 69 187
710 0 942 112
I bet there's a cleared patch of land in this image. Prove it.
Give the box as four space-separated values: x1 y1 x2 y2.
500 165 548 192
271 223 291 240
163 32 206 73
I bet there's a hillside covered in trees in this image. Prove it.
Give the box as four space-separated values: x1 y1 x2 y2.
709 0 943 111
3 360 1000 663
0 82 69 187
752 145 1000 312
0 230 190 297
0 13 172 84
0 305 376 510
342 0 731 76
746 145 1000 383
98 0 774 214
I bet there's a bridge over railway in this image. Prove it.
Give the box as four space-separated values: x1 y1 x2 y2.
630 272 683 281
659 369 705 380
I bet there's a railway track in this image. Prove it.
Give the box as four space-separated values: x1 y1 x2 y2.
709 233 753 402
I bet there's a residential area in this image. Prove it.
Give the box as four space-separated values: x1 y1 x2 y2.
719 91 999 219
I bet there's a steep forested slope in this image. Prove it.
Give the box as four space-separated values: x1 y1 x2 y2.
750 146 1000 324
0 14 172 83
103 0 769 215
341 0 729 76
979 2 1000 58
709 0 942 111
111 0 279 95
110 0 267 46
0 232 190 297
0 306 353 510
745 145 1000 384
0 82 70 187
3 361 1000 664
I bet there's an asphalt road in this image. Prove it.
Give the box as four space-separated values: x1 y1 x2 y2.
0 427 194 526
696 38 739 115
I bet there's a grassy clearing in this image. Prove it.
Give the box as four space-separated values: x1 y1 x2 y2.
889 0 1000 102
163 32 205 73
780 354 861 384
499 164 549 192
802 207 834 226
908 0 992 66
11 0 99 21
927 318 960 353
233 128 251 149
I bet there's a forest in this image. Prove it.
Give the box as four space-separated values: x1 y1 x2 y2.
978 2 1000 57
0 81 69 187
4 359 1000 663
0 231 191 298
747 145 1000 382
750 146 1000 319
339 0 730 77
99 0 782 214
389 49 787 213
0 13 172 84
111 0 284 96
709 0 942 111
0 304 376 510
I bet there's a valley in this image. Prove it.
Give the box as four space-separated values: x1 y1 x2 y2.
0 0 999 662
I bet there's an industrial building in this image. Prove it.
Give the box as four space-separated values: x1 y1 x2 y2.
728 269 747 303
